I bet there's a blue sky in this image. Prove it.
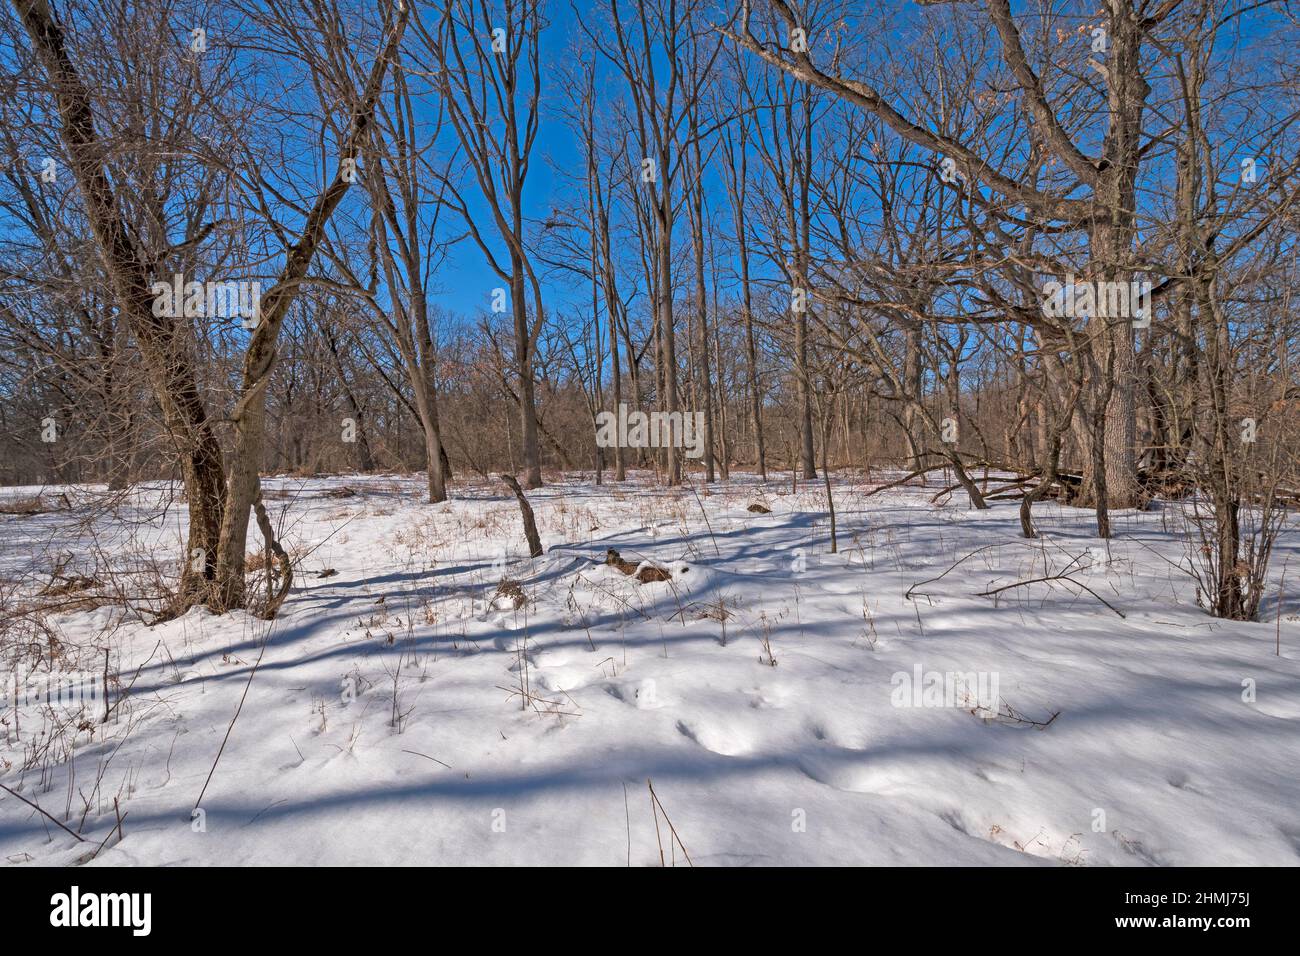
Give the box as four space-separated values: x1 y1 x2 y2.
425 11 587 323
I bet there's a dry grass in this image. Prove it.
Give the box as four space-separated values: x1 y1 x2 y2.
0 493 68 515
494 579 527 609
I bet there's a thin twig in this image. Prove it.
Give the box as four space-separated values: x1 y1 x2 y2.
0 781 86 842
979 573 1127 618
193 623 275 811
401 749 452 770
906 543 1009 600
646 778 693 867
1278 558 1289 656
685 481 721 557
623 782 631 867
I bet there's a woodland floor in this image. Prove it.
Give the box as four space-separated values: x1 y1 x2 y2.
1 471 1297 866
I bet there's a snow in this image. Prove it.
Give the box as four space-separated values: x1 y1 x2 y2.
1 472 1297 866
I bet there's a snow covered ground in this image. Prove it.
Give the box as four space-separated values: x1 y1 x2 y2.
1 472 1297 866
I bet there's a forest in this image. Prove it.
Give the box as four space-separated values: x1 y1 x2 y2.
0 0 1297 871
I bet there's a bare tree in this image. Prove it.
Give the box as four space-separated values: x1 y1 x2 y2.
588 0 723 485
14 0 409 612
416 0 547 488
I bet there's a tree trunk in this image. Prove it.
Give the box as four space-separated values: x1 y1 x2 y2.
212 8 409 609
512 267 543 489
689 144 715 482
14 0 228 609
1079 4 1148 510
500 473 543 558
656 206 681 485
